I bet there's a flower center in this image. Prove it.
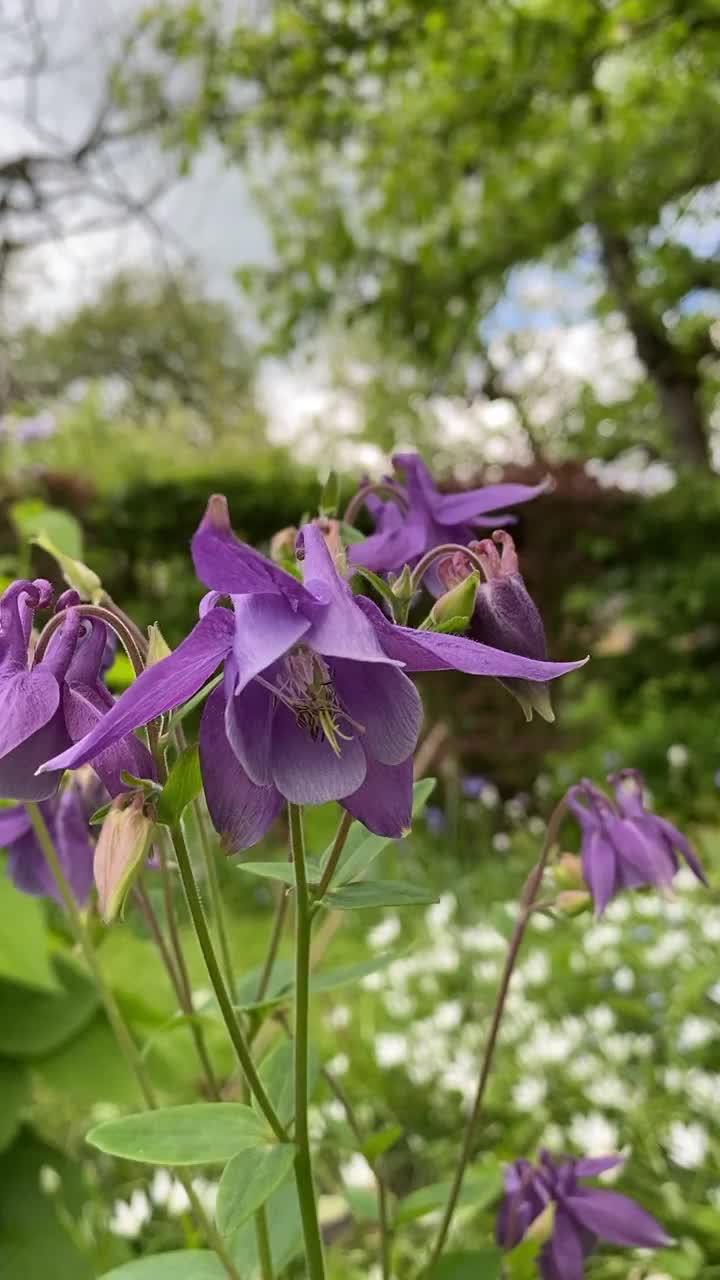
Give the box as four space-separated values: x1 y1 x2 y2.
269 649 364 756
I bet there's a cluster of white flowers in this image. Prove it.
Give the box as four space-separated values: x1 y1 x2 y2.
107 1171 219 1239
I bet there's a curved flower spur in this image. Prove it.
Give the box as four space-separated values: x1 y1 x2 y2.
0 579 153 801
39 496 586 851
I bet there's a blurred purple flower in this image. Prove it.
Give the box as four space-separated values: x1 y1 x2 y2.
0 773 104 905
0 579 153 801
424 805 446 836
349 452 547 575
496 1150 669 1280
41 497 583 852
566 769 706 916
461 775 486 799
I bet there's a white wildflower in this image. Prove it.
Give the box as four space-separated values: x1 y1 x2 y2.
341 1154 375 1190
325 1004 351 1030
460 925 507 953
425 894 456 930
39 1166 61 1195
587 1006 615 1035
666 1121 708 1169
383 989 415 1019
678 1016 715 1052
667 743 688 769
434 1001 463 1031
375 1033 408 1068
150 1169 173 1207
492 833 511 853
367 916 401 949
569 1113 619 1156
612 966 635 993
512 1078 547 1110
166 1180 191 1217
328 1053 349 1077
479 783 500 809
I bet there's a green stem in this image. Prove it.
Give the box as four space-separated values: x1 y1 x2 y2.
255 884 289 1005
168 820 288 1142
134 882 221 1101
254 1205 274 1280
315 808 353 899
26 803 240 1280
289 803 326 1280
426 798 568 1269
193 798 237 994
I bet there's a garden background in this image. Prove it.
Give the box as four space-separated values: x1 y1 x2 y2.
1 1 719 1276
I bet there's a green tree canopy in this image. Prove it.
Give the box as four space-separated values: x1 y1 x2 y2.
142 0 720 466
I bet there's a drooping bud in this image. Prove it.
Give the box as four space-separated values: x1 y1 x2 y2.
420 570 479 634
470 531 555 723
94 794 155 923
387 563 415 607
553 853 585 891
553 890 592 917
146 622 172 667
32 532 103 603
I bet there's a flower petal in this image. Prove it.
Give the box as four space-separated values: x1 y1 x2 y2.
38 608 235 777
54 785 95 904
342 754 414 837
357 596 587 682
581 829 617 917
0 668 60 759
541 1208 585 1280
270 702 366 804
199 687 283 853
654 815 708 885
300 525 399 663
223 663 275 786
231 593 312 694
432 480 549 525
564 1188 670 1248
0 805 32 845
0 706 71 801
63 685 156 796
333 660 422 766
191 494 310 605
347 519 426 574
574 1156 624 1178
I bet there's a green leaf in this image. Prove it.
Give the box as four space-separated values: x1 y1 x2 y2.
505 1237 541 1279
428 1251 503 1279
10 500 84 559
0 957 97 1057
169 675 223 729
351 565 398 613
361 1125 402 1162
217 1144 296 1239
252 1040 319 1126
156 746 203 825
229 1176 304 1273
330 778 436 887
0 868 59 991
396 1165 502 1224
237 858 322 885
339 521 366 545
87 1103 273 1165
345 1186 380 1222
31 533 103 602
236 953 399 1013
0 1059 30 1152
100 1254 225 1279
324 880 438 910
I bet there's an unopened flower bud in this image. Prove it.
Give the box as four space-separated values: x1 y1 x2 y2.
270 526 298 564
421 570 479 634
470 531 555 723
387 563 415 605
319 469 341 518
553 853 585 891
554 890 592 917
94 794 155 922
146 623 172 667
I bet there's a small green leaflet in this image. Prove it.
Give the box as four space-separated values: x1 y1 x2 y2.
87 1103 274 1165
100 1253 225 1279
236 858 321 886
324 880 438 910
156 746 203 825
217 1145 296 1238
252 1040 318 1127
361 1125 402 1162
395 1164 502 1224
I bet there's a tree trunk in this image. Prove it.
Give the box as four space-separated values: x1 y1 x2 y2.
598 228 711 469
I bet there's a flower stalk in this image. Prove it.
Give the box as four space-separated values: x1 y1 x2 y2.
289 803 326 1280
427 797 568 1269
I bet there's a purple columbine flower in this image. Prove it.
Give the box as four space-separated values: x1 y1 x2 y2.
40 497 585 852
348 453 547 575
496 1150 670 1280
0 579 153 801
0 773 104 904
566 769 706 916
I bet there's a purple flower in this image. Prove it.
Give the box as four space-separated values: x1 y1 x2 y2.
40 497 585 852
424 805 446 835
461 775 486 799
0 773 104 904
348 453 547 575
566 769 706 916
496 1151 670 1280
0 579 153 801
